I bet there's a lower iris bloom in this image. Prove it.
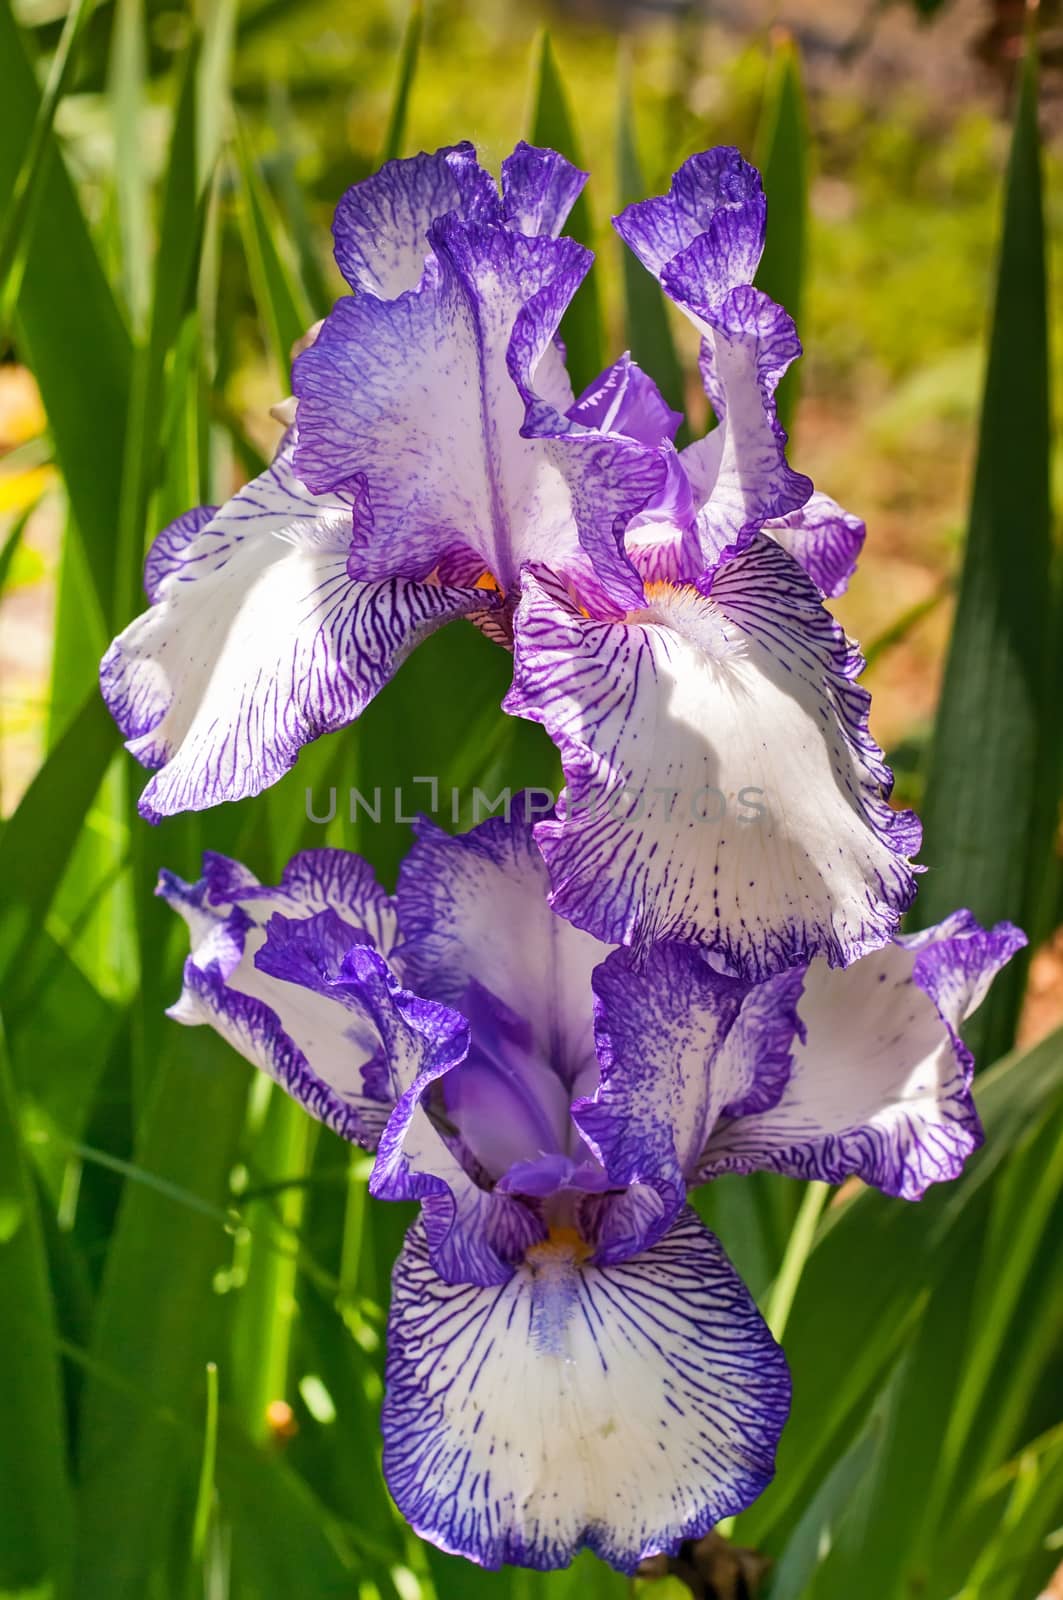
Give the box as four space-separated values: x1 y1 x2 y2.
160 805 1022 1571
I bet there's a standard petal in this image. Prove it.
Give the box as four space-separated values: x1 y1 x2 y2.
764 491 865 599
500 142 587 238
382 1207 790 1572
160 853 400 1146
616 151 812 574
101 444 487 820
613 147 765 286
568 353 682 447
682 286 811 565
331 142 498 297
577 946 801 1260
701 915 1026 1198
396 806 611 1092
506 541 920 977
293 218 660 609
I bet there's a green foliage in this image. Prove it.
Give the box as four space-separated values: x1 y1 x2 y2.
754 34 808 438
528 31 604 398
911 42 1056 1064
0 5 1059 1600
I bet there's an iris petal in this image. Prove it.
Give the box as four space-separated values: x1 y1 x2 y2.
507 541 920 976
383 1207 789 1572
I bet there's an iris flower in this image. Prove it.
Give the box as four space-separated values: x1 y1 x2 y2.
160 804 1021 1572
102 139 919 981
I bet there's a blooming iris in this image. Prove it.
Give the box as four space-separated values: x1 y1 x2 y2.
160 805 1022 1571
102 139 918 981
103 134 1021 1571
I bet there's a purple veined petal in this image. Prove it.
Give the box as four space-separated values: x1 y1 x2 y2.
500 141 588 238
293 218 660 611
339 946 544 1285
332 142 499 297
764 491 866 599
505 540 921 979
143 505 218 602
159 855 400 1147
613 147 765 286
441 980 573 1183
101 441 491 821
568 352 682 446
701 915 1026 1199
395 805 611 1093
677 286 811 569
382 1206 790 1572
576 946 802 1262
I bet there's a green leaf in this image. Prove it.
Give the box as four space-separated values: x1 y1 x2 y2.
0 500 34 603
216 1418 362 1596
0 0 131 626
0 692 118 994
911 39 1054 1065
739 1023 1063 1555
753 33 809 437
72 1025 250 1600
232 113 313 382
379 0 422 165
106 0 151 334
0 0 96 328
228 1090 316 1442
528 31 604 397
615 51 687 435
113 34 207 631
0 1018 74 1596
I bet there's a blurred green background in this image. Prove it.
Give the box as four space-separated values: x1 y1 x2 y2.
1 1 1062 1598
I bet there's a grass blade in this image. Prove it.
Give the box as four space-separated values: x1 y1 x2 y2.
0 1017 74 1595
910 37 1054 1067
232 113 313 381
528 31 604 396
754 31 809 437
0 0 96 327
379 0 422 165
73 1026 250 1599
615 47 686 432
0 0 131 625
107 0 151 334
0 691 118 991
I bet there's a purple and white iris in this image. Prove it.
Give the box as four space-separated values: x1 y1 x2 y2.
160 805 1022 1571
101 139 918 981
101 134 1021 1571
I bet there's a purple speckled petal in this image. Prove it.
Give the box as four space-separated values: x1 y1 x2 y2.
576 947 802 1261
383 1206 789 1571
613 148 765 285
500 142 587 238
701 915 1026 1198
506 540 921 978
331 142 498 297
764 491 866 599
159 850 399 1146
396 805 609 1094
293 217 660 609
101 442 489 821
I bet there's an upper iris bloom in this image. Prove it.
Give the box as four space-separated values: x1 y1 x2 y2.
102 139 918 979
160 803 1022 1572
